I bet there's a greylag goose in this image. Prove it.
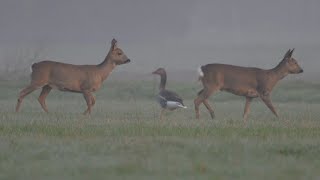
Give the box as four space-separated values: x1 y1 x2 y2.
152 68 186 120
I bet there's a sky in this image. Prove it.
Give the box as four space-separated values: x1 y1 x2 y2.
0 0 319 74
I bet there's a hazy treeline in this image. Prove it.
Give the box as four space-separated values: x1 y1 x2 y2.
1 43 319 82
0 46 47 80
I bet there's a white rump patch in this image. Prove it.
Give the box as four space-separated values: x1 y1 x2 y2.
198 66 204 77
30 61 36 72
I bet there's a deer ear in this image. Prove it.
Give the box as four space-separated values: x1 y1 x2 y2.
284 49 291 59
289 48 295 57
111 38 117 50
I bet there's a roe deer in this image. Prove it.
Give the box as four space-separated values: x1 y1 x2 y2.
16 39 131 115
194 49 303 120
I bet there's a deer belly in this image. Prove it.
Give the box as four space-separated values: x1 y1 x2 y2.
80 80 102 92
49 81 82 93
223 86 258 97
246 89 259 98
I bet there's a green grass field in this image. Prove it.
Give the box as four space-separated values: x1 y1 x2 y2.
0 80 320 179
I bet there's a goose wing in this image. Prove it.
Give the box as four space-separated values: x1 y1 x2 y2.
159 89 184 105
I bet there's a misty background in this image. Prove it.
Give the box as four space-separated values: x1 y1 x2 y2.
0 0 319 81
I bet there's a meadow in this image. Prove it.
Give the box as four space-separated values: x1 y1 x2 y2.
0 79 320 179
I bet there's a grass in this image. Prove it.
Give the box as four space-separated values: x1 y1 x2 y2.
0 80 320 179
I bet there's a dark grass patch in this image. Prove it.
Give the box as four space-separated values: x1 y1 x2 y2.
1 122 320 139
271 144 320 157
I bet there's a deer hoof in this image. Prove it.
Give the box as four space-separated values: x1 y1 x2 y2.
83 110 90 116
210 112 215 119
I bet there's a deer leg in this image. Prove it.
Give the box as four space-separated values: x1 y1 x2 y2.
260 95 279 117
91 95 96 106
243 97 253 121
16 84 40 112
194 87 218 119
194 95 204 119
38 85 52 113
203 100 215 119
83 92 93 115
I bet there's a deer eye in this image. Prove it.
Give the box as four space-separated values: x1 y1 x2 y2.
117 52 122 56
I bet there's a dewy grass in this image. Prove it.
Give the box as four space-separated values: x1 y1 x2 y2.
0 80 320 179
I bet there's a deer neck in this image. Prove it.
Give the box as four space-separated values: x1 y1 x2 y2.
159 73 167 90
272 61 289 80
268 61 289 88
97 54 116 81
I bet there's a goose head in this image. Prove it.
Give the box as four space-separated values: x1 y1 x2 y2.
152 68 166 76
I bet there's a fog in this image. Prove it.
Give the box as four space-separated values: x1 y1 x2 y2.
0 0 319 79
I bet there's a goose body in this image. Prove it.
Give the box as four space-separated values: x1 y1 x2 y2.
152 68 186 119
157 91 187 110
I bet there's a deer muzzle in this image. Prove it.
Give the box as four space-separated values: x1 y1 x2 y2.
117 59 131 65
124 59 131 64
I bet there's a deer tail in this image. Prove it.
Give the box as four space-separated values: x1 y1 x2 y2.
30 62 39 72
197 66 204 81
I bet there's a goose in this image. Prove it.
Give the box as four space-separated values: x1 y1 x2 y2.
152 68 187 120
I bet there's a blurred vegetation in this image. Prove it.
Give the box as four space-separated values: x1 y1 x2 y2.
1 79 319 103
0 78 319 179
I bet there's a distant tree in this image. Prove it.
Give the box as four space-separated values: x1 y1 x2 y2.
0 46 46 80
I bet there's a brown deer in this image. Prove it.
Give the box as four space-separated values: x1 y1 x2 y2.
194 49 303 120
15 39 131 115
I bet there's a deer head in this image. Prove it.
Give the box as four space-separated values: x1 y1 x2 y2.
281 49 303 74
108 39 131 65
